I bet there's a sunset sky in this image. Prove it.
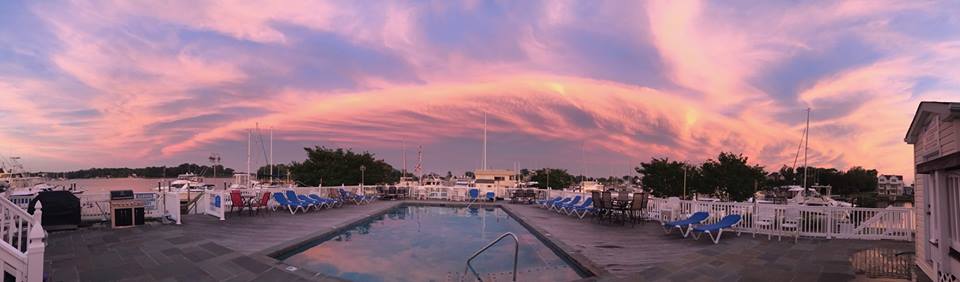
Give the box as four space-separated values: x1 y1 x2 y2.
2 1 959 182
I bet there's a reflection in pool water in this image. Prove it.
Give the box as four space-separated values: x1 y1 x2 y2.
278 205 584 281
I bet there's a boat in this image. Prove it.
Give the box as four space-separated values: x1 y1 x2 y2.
783 185 854 207
2 156 84 198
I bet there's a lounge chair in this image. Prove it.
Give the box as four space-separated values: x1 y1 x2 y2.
662 211 710 238
286 191 317 211
273 193 307 214
537 197 561 208
555 196 582 213
339 189 368 205
298 194 327 209
569 198 594 219
485 192 496 202
309 194 340 208
549 197 572 211
691 214 743 244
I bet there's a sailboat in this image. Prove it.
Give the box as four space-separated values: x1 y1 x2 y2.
784 109 854 207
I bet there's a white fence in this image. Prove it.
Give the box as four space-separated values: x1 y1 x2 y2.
0 196 44 282
535 189 914 241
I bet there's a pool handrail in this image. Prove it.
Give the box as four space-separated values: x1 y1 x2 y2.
463 232 519 282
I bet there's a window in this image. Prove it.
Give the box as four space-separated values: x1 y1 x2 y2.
947 173 960 251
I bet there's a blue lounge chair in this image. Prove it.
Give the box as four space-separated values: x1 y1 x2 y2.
662 212 710 238
298 194 327 209
309 194 340 208
555 196 581 213
549 197 572 210
691 214 743 244
273 193 307 214
338 189 367 205
286 191 317 211
550 197 575 211
569 198 594 219
485 192 495 202
537 197 562 208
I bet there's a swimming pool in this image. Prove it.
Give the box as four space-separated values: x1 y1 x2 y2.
275 204 586 281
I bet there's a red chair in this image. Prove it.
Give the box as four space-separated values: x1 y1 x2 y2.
229 190 246 214
249 192 271 215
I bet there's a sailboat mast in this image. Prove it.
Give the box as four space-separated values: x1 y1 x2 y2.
803 108 810 191
402 141 407 179
269 127 273 182
247 128 251 184
482 113 487 170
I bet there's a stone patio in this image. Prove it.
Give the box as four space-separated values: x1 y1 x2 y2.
43 200 919 282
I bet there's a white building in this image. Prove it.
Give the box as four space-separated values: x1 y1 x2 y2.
473 169 517 190
878 174 905 196
904 101 960 281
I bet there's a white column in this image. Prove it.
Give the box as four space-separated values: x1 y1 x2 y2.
27 202 46 282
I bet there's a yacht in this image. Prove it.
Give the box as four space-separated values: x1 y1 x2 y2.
163 173 215 196
783 185 854 207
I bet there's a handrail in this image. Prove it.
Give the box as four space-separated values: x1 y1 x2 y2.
462 232 519 282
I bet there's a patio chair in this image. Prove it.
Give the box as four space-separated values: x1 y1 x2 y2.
555 195 581 213
248 192 271 215
662 211 710 238
569 198 594 219
229 190 246 214
780 208 801 243
691 214 743 244
468 189 480 203
629 193 648 226
752 206 776 240
485 192 496 202
273 193 306 214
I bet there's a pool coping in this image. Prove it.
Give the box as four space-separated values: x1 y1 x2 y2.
255 200 610 281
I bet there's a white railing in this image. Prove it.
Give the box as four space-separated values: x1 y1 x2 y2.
199 191 225 220
645 197 914 241
162 192 181 225
0 196 44 282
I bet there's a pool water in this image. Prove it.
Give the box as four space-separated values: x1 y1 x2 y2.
277 205 585 281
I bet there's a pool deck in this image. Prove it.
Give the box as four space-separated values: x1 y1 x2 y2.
44 200 917 282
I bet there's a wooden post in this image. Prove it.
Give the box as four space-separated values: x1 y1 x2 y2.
27 202 45 282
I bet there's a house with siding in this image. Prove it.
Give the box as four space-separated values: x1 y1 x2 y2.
904 101 960 281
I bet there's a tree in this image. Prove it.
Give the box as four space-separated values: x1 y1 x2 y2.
464 171 475 178
284 146 400 186
636 158 687 198
700 152 766 202
530 168 575 190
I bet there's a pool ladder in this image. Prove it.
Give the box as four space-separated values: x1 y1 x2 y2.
462 232 519 282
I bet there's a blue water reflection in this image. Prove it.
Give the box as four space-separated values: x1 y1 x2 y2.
282 205 583 281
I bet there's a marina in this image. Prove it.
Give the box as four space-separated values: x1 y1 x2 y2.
3 1 959 281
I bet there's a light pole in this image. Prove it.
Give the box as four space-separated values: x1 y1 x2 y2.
360 165 366 188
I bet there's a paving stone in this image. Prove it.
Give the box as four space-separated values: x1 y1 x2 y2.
200 242 234 256
231 256 271 274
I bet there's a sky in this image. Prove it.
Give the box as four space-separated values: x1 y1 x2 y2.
1 1 959 183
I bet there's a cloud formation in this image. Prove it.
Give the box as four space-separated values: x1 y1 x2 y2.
2 0 958 182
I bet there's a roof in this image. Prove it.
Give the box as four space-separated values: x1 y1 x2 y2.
904 101 960 144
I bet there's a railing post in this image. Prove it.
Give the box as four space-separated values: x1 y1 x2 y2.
27 202 45 282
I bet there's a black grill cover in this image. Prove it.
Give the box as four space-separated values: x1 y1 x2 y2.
27 191 81 230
